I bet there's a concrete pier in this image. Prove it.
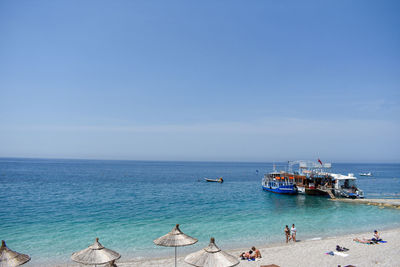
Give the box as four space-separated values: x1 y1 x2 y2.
330 198 400 209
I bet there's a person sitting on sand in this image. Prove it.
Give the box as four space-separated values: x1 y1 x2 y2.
251 246 262 258
291 224 297 242
285 225 291 243
239 252 246 260
371 230 382 243
245 250 254 260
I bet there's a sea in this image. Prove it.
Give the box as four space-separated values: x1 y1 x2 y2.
1 158 400 266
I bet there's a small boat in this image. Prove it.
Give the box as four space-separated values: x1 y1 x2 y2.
359 172 372 176
261 171 298 195
205 177 224 183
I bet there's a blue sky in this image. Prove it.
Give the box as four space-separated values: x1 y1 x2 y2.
0 0 399 162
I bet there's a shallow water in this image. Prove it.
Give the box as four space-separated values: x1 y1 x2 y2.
1 158 399 266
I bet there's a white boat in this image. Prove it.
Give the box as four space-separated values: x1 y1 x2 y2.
359 172 372 176
330 173 364 198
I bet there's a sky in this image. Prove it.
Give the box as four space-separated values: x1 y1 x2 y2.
0 0 399 162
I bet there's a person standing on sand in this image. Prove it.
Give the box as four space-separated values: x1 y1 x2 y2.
284 225 291 243
291 224 297 242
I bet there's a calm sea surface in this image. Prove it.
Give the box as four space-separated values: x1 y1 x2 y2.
1 158 400 266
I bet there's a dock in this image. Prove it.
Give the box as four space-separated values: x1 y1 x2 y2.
330 198 400 209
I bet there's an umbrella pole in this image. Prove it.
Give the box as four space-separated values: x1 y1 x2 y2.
175 247 177 267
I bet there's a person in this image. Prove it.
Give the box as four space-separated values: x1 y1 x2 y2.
248 250 255 260
251 246 262 258
244 250 253 260
371 230 382 243
353 238 374 244
284 225 291 243
291 224 297 242
239 252 246 260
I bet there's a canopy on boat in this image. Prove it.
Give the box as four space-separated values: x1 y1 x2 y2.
330 173 357 180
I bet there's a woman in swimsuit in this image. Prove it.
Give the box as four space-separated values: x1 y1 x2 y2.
291 224 297 242
284 225 291 243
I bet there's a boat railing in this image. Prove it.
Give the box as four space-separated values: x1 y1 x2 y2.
319 185 333 190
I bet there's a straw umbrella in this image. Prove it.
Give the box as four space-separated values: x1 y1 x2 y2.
0 240 30 267
71 238 120 267
153 224 198 267
184 237 239 267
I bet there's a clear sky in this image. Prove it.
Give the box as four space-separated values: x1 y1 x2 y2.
0 0 399 162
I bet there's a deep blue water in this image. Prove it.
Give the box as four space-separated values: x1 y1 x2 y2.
1 158 400 266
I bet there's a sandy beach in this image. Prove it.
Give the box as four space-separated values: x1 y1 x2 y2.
100 228 399 267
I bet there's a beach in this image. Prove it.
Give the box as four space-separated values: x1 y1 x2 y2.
51 228 400 267
99 228 399 267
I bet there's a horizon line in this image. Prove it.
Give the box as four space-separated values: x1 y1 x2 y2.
0 156 399 165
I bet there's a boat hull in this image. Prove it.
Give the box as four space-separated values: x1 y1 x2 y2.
297 186 306 194
205 178 223 183
262 186 298 194
333 189 364 199
305 188 328 196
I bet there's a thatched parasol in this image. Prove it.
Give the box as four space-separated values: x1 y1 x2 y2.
0 240 30 267
71 238 120 267
184 237 239 267
153 224 198 267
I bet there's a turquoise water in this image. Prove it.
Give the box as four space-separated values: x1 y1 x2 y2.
1 158 400 266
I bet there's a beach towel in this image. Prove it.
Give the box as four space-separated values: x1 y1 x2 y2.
379 240 387 243
353 239 374 245
334 251 349 257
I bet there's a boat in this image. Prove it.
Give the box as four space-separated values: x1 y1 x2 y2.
262 160 364 198
331 173 364 198
288 160 364 198
288 160 334 197
305 172 335 196
261 168 298 194
205 177 223 183
359 172 372 176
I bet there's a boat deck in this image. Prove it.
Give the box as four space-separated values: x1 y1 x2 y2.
330 198 400 209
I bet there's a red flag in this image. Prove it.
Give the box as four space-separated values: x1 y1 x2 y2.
318 158 323 165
